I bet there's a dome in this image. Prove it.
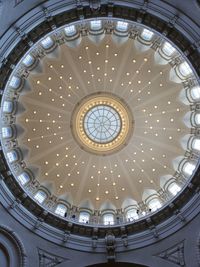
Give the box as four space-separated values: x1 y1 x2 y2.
121 198 138 210
160 175 174 189
0 1 200 266
40 181 55 195
0 16 199 228
142 189 158 202
79 199 94 211
59 192 73 206
100 201 116 212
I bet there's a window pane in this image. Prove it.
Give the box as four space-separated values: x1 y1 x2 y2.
148 198 162 211
84 105 121 143
79 212 90 223
3 101 13 113
126 209 138 221
141 29 154 41
2 127 12 138
162 42 175 56
103 214 114 225
195 113 200 125
7 151 18 163
168 183 181 196
34 190 47 203
23 54 34 67
55 204 67 217
183 162 196 176
17 172 30 185
192 138 200 151
116 21 128 32
64 25 77 36
9 76 21 89
179 62 192 77
191 86 200 100
41 36 54 49
90 20 102 30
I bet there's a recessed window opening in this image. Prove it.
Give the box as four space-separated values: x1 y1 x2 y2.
34 190 47 203
148 198 162 212
179 62 192 77
162 41 175 56
17 172 30 185
90 20 102 30
116 21 128 32
182 162 196 176
41 36 54 49
103 213 114 225
79 211 90 223
140 29 154 41
64 25 77 36
168 183 181 196
55 204 67 217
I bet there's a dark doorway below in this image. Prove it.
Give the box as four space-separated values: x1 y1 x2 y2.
86 262 149 267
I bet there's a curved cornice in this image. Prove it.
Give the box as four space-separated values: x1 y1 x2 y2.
0 224 27 266
0 0 200 253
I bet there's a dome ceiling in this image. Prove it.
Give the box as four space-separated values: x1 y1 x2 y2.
0 19 199 223
18 34 186 208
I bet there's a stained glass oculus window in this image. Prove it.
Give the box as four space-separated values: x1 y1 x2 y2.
83 105 121 143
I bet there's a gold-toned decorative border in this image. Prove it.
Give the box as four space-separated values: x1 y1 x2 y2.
71 92 134 155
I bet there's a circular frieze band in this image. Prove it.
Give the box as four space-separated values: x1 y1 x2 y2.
71 93 134 155
0 0 199 243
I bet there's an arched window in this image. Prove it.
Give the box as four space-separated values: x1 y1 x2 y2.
2 126 13 139
34 190 47 204
192 138 200 151
116 21 128 32
3 101 13 113
41 36 54 49
182 161 196 176
64 25 77 36
179 62 192 77
161 41 175 57
148 198 162 212
195 113 200 125
79 211 90 223
168 182 181 196
7 150 18 163
140 29 154 41
126 209 139 221
17 172 30 185
9 76 21 89
55 204 67 217
22 54 35 67
103 213 114 225
190 86 200 100
90 20 102 31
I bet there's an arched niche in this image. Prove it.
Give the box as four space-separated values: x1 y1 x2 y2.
86 262 149 267
0 244 9 267
0 225 27 267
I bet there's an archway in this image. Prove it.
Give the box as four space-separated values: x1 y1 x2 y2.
86 262 149 267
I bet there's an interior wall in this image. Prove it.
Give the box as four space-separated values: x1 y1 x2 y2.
0 199 200 267
0 1 200 267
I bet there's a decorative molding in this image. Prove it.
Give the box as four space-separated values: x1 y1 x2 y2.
89 0 101 11
155 240 185 266
0 1 199 235
196 233 200 265
0 224 27 266
0 0 199 254
38 248 69 267
105 232 116 262
14 0 24 7
196 0 200 8
0 1 3 17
